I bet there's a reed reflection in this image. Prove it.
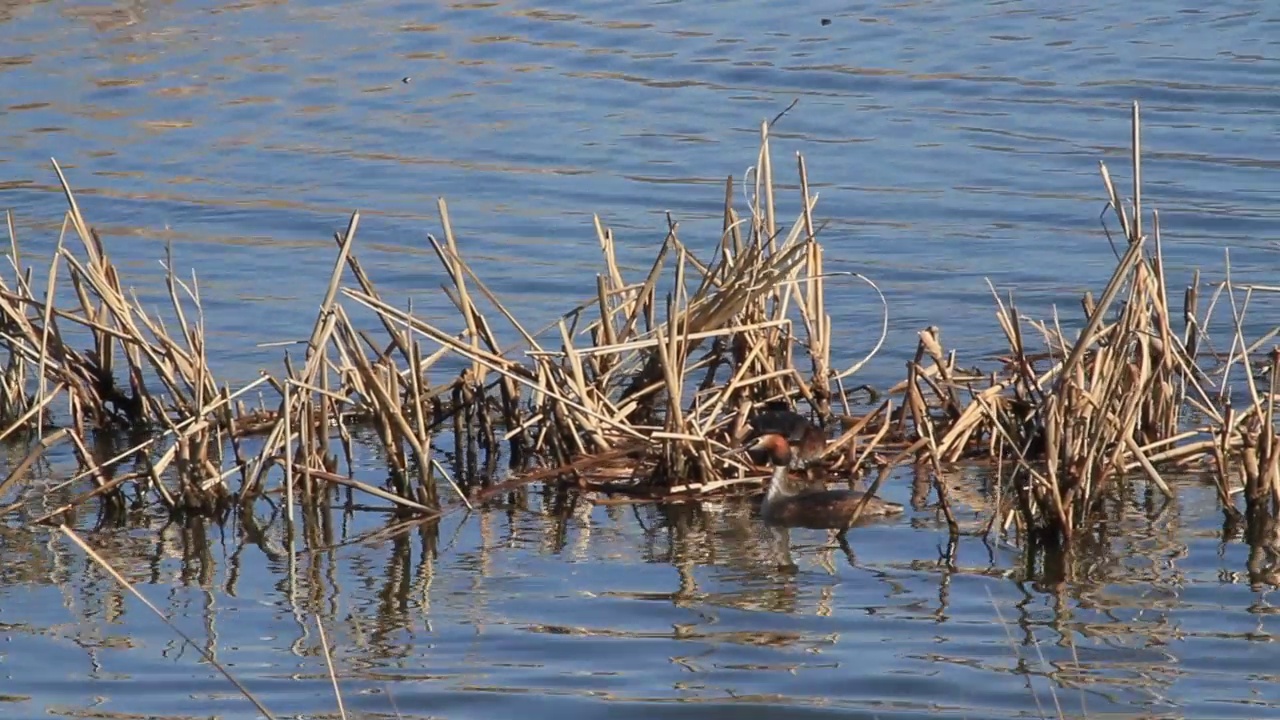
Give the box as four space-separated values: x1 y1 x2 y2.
2 446 1278 720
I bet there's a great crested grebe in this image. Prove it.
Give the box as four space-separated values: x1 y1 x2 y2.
748 432 903 529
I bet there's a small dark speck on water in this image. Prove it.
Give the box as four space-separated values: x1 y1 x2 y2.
821 18 831 26
402 76 411 83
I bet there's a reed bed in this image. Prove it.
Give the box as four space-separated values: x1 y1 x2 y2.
2 103 1278 553
0 165 277 518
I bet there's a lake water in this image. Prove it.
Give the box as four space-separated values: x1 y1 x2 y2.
2 0 1279 718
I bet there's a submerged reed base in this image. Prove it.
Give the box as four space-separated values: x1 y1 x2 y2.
1 102 1278 556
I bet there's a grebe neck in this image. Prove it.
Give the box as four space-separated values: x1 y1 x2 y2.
763 463 797 507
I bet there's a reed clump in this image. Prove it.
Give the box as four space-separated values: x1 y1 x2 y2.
884 103 1279 546
337 121 894 504
0 164 283 518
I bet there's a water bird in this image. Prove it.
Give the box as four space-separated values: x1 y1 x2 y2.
748 432 903 530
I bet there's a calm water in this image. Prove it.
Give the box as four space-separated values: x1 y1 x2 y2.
2 0 1280 718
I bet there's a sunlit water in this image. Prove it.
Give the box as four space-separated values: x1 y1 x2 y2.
2 0 1279 718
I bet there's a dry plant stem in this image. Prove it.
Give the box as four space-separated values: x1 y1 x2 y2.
1058 230 1147 383
335 232 412 365
0 382 67 443
315 616 348 720
823 398 894 476
30 473 137 525
473 448 638 504
58 525 278 720
1132 101 1142 239
0 427 70 500
66 429 111 491
36 229 65 438
433 233 542 352
285 380 294 523
5 209 22 287
435 199 486 384
845 451 902 528
287 464 437 515
540 317 793 359
313 212 360 352
987 587 1061 720
431 457 473 510
1123 435 1173 498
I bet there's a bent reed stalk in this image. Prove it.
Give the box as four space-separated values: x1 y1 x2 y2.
1 103 1277 551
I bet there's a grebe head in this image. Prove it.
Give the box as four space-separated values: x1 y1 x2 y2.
745 433 801 503
745 432 792 467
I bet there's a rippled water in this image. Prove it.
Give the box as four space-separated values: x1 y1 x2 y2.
2 1 1280 718
5 476 1280 719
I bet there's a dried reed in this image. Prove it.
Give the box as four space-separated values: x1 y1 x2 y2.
4 104 1276 553
57 524 278 719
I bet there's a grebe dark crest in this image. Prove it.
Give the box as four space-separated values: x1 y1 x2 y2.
747 432 903 529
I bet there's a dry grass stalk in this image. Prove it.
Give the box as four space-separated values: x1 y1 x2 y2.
315 615 348 720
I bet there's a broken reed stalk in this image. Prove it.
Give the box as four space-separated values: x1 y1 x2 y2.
57 524 278 720
314 615 348 720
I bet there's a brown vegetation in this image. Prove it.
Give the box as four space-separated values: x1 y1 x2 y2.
2 102 1277 551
